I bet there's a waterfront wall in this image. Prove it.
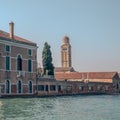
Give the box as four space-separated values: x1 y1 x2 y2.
36 78 116 97
0 77 119 98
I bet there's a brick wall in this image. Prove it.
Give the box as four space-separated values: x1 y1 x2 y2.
0 40 37 95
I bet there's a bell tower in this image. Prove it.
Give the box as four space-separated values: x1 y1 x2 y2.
61 36 71 68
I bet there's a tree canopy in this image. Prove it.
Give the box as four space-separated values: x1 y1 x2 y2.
42 42 54 76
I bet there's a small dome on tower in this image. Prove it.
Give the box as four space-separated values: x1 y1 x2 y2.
62 36 69 44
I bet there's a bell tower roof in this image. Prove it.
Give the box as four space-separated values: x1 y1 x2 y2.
62 36 69 44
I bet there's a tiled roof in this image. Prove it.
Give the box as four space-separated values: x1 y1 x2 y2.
55 67 75 72
55 72 117 81
0 30 36 46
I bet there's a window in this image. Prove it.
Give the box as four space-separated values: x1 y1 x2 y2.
97 86 101 90
45 85 48 91
79 86 84 91
18 80 22 93
58 85 61 91
6 80 10 94
50 85 56 91
37 85 44 91
6 56 10 70
28 59 32 72
66 86 72 91
17 55 22 71
116 84 119 89
88 86 93 91
29 81 32 93
28 49 32 56
6 45 10 52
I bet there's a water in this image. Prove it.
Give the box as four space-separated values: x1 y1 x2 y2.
0 95 120 120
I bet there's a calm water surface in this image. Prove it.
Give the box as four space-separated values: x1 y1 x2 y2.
0 95 120 120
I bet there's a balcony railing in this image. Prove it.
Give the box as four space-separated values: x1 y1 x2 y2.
17 71 25 77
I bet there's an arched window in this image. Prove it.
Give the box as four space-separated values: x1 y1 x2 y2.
17 55 22 71
28 59 32 72
6 80 10 94
18 80 22 93
29 81 32 93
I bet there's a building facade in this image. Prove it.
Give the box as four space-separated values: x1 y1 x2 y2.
36 71 120 96
0 22 37 96
55 72 120 94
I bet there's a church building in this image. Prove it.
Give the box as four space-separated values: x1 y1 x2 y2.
54 36 120 94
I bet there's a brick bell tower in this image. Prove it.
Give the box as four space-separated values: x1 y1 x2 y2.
61 36 72 68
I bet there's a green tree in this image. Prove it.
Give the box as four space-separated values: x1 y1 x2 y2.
42 42 54 76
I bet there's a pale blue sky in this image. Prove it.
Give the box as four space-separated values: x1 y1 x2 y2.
0 0 120 72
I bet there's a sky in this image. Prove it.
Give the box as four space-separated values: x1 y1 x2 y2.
0 0 120 72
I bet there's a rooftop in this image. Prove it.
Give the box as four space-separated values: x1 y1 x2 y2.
55 72 118 82
0 22 36 46
55 67 75 72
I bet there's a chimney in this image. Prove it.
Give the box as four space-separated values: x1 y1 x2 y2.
9 22 14 39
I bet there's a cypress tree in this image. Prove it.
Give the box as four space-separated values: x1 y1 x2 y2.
42 42 54 76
